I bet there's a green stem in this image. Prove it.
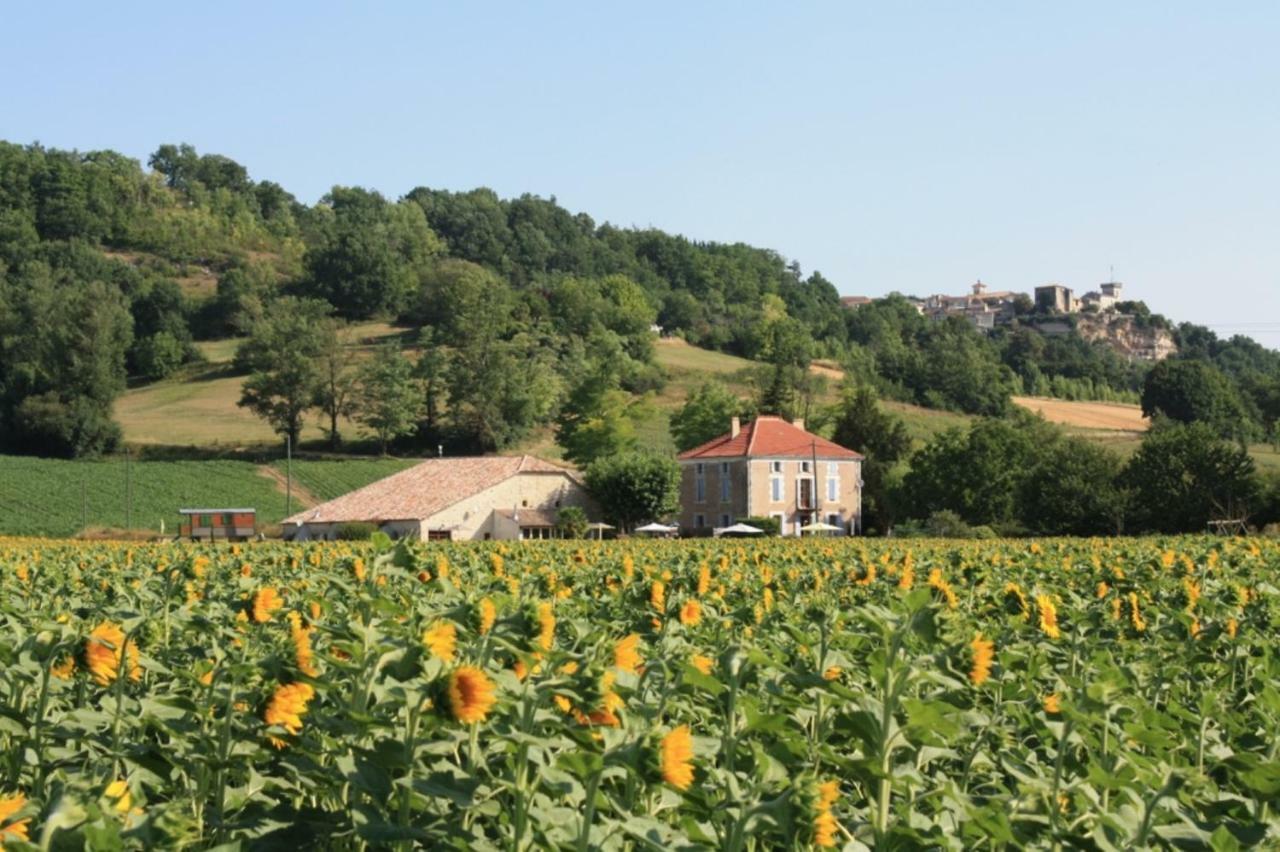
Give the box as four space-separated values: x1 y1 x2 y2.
213 682 237 842
1049 718 1074 848
576 768 602 852
396 704 420 850
32 653 54 798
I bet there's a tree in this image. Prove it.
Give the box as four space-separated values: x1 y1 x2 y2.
1141 359 1251 440
556 505 589 539
1123 421 1260 533
830 384 911 531
314 321 357 449
1017 437 1124 535
236 297 333 447
555 359 652 466
584 452 681 533
304 187 443 319
671 382 748 452
355 344 423 455
133 331 187 380
901 416 1045 528
0 268 132 457
413 327 449 440
447 332 562 451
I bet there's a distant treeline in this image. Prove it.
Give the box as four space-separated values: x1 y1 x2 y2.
1 141 1278 460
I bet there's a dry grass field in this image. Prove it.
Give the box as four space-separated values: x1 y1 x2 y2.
1012 396 1149 432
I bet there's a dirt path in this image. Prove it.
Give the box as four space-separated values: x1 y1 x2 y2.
1012 397 1149 432
257 465 320 510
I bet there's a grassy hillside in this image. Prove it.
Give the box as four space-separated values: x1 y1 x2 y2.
115 321 407 447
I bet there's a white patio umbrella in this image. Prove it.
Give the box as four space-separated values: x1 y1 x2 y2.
587 521 615 540
799 521 842 535
634 522 678 534
713 522 764 537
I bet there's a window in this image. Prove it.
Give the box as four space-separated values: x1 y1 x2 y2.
827 513 843 532
719 514 732 528
769 460 783 474
720 463 731 502
695 463 705 475
695 473 706 503
827 474 839 502
771 512 786 536
770 476 783 502
797 477 815 509
800 461 811 474
694 513 705 529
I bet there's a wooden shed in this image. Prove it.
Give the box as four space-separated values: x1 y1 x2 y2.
179 508 256 541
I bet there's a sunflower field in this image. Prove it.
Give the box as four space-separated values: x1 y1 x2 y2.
1 535 1278 850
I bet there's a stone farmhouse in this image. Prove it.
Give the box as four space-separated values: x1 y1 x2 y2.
676 416 864 536
281 455 595 541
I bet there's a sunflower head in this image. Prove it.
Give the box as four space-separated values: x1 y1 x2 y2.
422 621 457 663
0 792 29 842
614 633 643 674
656 725 695 790
447 666 497 724
795 777 839 847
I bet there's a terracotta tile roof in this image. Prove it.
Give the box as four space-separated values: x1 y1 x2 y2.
282 455 577 525
677 416 863 461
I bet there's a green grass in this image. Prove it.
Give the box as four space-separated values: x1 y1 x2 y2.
0 455 290 537
0 453 428 537
270 457 421 502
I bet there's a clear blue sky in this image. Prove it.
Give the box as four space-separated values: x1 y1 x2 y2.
4 2 1278 343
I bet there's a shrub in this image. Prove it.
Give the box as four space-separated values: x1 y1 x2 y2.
335 522 377 540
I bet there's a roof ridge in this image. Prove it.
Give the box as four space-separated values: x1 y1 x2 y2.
745 418 759 456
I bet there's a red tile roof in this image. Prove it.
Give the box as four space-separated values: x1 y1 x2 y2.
677 417 863 461
282 455 577 525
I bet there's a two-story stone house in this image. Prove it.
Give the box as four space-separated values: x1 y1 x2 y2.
676 416 863 536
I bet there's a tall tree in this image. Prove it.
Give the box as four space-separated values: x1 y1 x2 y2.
236 297 333 447
1017 437 1125 535
583 451 681 532
355 344 423 455
0 266 132 457
670 382 749 452
413 327 449 440
304 187 443 319
1141 358 1252 440
446 331 562 452
830 384 911 531
314 320 357 449
1123 421 1260 532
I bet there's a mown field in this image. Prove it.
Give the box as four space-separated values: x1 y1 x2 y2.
1 535 1276 849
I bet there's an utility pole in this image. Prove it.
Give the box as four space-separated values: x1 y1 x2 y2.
285 434 293 518
811 438 820 527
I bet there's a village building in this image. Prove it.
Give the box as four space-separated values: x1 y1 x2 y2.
1079 280 1124 312
281 455 595 541
676 416 863 536
919 281 1019 331
1035 283 1077 314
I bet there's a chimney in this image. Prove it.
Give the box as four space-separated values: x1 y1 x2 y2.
793 417 805 432
730 416 741 438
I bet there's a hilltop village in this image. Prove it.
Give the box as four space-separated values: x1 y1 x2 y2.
842 280 1178 361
